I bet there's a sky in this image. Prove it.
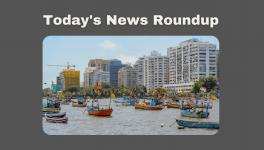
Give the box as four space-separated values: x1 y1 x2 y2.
43 36 219 88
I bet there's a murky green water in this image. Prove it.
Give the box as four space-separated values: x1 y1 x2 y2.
42 99 219 135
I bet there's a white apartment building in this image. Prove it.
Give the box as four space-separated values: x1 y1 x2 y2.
136 51 169 90
165 38 219 91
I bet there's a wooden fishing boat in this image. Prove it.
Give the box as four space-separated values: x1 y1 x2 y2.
167 103 181 109
167 103 192 109
176 119 219 129
72 103 87 107
181 109 209 118
85 107 113 116
135 103 163 110
45 116 68 123
42 107 61 112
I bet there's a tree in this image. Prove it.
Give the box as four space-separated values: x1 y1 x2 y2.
199 76 218 92
191 82 201 94
134 85 147 98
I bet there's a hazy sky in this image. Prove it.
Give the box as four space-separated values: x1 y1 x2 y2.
43 36 219 88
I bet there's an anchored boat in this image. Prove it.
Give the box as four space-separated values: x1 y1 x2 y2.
45 117 68 123
135 104 163 110
72 102 87 107
72 97 87 107
45 112 66 118
176 119 219 129
167 103 192 109
181 109 209 118
45 112 68 123
42 98 61 112
86 106 113 116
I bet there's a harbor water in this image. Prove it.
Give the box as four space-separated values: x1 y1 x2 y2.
43 99 219 135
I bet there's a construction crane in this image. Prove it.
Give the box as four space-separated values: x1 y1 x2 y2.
48 62 76 70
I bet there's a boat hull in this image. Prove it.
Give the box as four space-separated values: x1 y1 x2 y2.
181 111 209 118
46 112 66 118
88 109 113 116
176 119 219 129
135 104 163 110
167 103 192 109
42 107 61 112
45 117 68 123
72 103 87 107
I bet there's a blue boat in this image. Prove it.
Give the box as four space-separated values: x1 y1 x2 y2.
129 98 136 106
114 97 129 103
181 109 209 118
176 119 219 129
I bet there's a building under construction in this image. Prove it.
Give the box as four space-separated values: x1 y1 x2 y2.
59 69 80 91
48 63 80 92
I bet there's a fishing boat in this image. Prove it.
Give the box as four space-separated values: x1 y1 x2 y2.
72 103 87 107
167 103 192 109
72 97 87 107
135 98 163 110
85 107 113 116
45 112 66 118
85 81 113 116
181 109 209 118
114 98 130 106
42 98 61 112
176 119 219 129
45 116 68 123
135 103 163 110
114 97 129 103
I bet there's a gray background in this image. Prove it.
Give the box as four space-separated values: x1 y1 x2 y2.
0 0 258 149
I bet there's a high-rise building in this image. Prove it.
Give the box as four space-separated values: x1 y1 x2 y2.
84 59 124 87
88 59 110 72
83 67 97 88
118 66 136 88
60 69 80 91
133 57 144 86
109 59 124 87
164 38 219 91
84 59 110 88
145 51 169 90
89 70 110 86
135 51 169 90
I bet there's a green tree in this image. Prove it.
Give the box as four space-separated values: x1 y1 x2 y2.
199 76 218 92
133 85 147 98
191 82 201 94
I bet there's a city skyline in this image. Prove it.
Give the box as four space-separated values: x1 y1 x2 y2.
43 36 219 88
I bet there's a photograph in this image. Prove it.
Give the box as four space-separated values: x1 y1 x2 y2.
42 36 220 135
